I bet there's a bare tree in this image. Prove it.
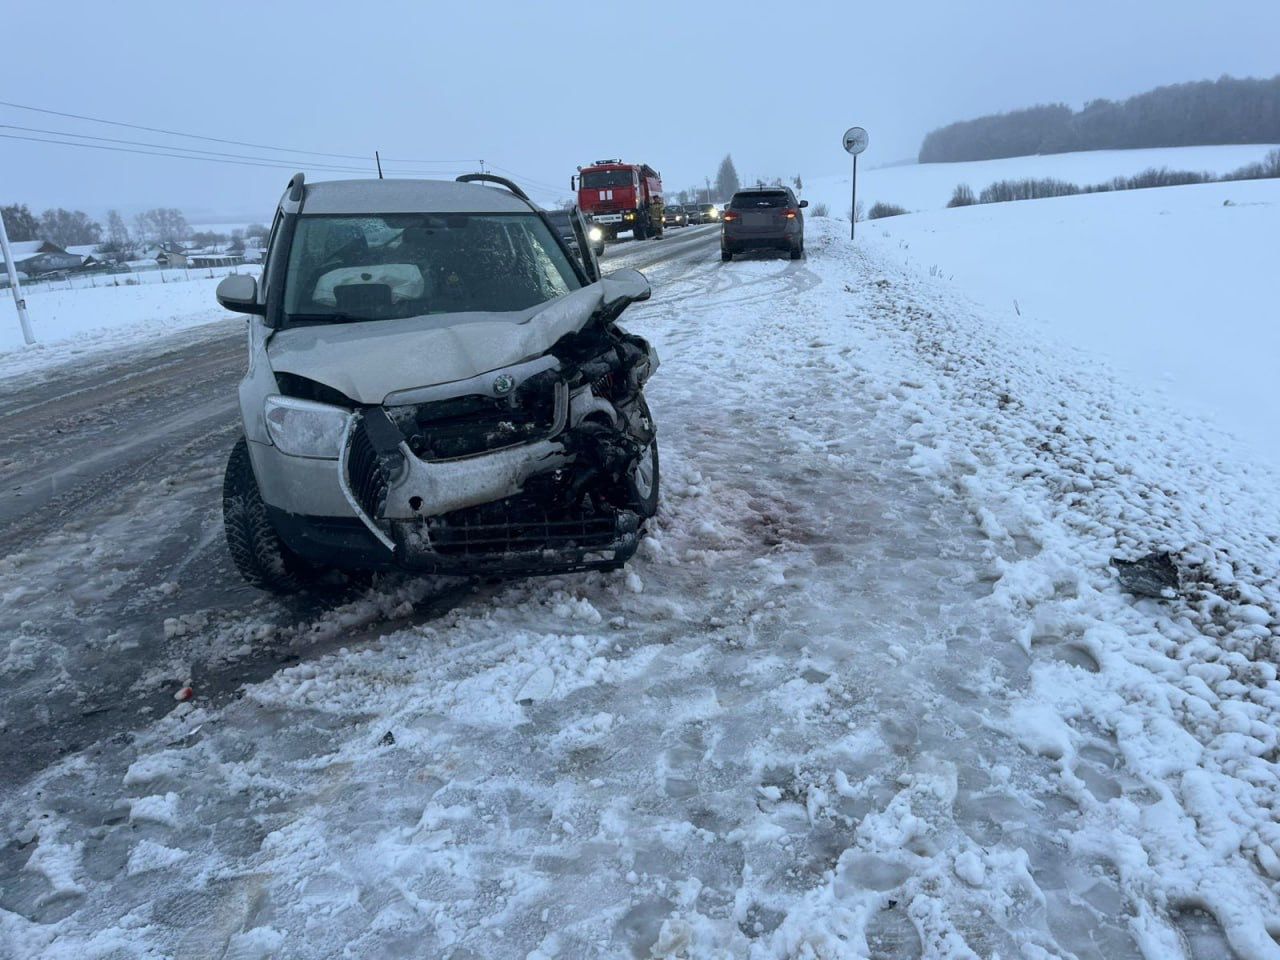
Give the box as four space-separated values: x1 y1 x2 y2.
134 208 191 246
99 210 134 258
1 204 41 242
39 208 102 247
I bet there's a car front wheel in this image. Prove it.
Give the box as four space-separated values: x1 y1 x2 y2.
627 440 660 519
222 438 321 594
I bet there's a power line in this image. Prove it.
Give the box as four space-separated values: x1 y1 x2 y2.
2 123 376 175
0 132 478 177
0 122 478 177
488 164 570 196
0 98 478 166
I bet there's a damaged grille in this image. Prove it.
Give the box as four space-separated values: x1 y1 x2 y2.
394 499 640 569
344 413 400 521
427 514 625 557
388 371 563 460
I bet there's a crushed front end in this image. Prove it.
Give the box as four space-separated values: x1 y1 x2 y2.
338 324 658 575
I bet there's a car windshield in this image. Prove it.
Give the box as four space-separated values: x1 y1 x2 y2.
732 191 789 209
282 213 579 323
580 170 634 189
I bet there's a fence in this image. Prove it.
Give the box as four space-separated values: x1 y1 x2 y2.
13 262 262 295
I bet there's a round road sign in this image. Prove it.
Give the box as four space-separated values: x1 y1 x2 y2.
842 126 869 155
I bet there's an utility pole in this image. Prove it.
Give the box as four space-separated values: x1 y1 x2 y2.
0 213 35 345
705 176 712 204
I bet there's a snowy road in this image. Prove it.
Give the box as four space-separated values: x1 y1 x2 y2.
4 220 1280 959
0 227 718 785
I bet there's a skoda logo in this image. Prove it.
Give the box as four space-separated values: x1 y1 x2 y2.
492 374 516 396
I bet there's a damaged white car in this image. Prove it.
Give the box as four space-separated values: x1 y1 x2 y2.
216 173 659 593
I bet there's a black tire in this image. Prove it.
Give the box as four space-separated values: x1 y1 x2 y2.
627 440 660 519
789 241 803 260
721 246 732 262
222 438 320 594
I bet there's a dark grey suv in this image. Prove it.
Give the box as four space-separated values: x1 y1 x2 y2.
721 187 808 261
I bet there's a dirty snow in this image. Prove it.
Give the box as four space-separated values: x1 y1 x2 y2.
3 218 1280 958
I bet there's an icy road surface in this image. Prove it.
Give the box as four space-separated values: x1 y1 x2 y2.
3 220 1280 958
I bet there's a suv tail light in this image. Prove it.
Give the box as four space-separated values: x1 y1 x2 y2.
782 209 798 219
722 211 740 222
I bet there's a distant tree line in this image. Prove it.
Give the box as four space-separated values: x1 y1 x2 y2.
2 202 269 262
945 149 1280 207
920 75 1280 163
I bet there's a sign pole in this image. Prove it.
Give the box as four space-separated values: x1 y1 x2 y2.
841 125 869 242
0 214 35 346
851 154 858 240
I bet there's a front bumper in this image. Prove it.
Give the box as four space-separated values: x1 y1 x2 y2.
589 212 638 226
268 503 642 575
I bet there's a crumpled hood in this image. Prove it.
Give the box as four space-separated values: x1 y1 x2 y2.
266 284 607 404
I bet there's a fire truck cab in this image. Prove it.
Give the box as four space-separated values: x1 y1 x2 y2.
573 160 665 243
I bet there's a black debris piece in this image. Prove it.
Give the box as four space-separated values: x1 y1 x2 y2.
1113 551 1180 599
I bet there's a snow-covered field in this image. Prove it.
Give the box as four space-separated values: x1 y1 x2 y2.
4 218 1279 958
797 147 1280 466
0 273 247 379
857 178 1280 466
811 144 1280 214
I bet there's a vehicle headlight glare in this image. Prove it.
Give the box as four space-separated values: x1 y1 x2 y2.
263 395 350 459
588 226 603 242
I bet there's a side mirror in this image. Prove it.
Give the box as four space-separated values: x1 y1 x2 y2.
216 274 264 315
601 268 651 309
799 200 809 208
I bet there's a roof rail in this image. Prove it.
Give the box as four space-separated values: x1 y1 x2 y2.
280 172 306 214
455 172 531 204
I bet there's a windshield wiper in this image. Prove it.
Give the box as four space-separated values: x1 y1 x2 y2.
285 312 374 325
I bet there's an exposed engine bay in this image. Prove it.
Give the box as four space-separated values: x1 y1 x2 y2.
334 315 659 573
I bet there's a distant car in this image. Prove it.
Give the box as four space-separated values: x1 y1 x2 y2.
545 206 605 260
684 205 703 225
721 187 807 261
697 203 719 224
662 205 688 228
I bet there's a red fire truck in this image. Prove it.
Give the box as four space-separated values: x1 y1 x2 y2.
572 160 665 242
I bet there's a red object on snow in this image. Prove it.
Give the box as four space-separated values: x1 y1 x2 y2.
174 686 194 702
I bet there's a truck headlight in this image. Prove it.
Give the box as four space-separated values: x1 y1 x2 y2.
263 395 351 459
588 226 603 242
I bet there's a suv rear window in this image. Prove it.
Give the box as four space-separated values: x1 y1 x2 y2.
731 192 789 209
282 213 580 324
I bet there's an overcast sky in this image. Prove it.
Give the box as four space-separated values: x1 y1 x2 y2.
3 0 1278 222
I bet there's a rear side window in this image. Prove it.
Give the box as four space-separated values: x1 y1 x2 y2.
731 191 789 209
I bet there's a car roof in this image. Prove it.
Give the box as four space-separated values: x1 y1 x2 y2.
299 178 535 215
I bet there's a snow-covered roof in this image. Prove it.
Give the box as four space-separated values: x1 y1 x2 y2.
65 245 99 258
301 178 534 216
7 240 64 257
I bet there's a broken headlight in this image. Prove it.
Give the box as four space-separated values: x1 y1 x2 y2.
264 395 351 459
